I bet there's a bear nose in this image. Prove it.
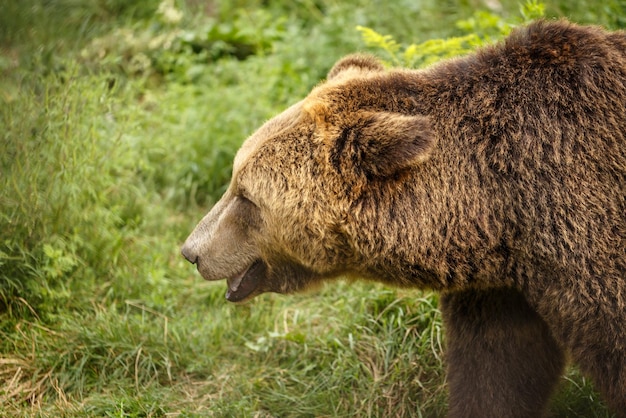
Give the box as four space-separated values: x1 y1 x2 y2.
181 243 198 265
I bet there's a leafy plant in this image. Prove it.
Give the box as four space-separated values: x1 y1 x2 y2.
80 2 288 83
357 0 546 68
0 0 617 417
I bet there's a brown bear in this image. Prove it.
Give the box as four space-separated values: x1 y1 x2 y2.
182 20 626 418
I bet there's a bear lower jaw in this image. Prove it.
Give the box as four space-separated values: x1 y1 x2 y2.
225 259 266 303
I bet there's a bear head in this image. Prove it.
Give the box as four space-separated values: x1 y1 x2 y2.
181 54 436 302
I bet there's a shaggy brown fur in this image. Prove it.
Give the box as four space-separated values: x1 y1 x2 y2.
182 20 626 417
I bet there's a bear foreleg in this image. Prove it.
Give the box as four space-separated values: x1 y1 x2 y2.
440 287 565 418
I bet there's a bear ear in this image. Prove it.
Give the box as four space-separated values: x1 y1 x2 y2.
327 54 385 80
303 100 331 129
351 112 435 178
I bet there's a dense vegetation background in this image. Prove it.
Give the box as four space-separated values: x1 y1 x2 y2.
1 1 623 416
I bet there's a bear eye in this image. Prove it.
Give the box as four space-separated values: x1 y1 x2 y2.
238 194 253 205
234 193 261 227
236 191 257 208
234 182 259 208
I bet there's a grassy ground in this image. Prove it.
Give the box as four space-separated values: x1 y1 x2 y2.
0 0 622 416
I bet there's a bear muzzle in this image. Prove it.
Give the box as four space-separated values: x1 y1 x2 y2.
181 243 198 265
181 241 266 303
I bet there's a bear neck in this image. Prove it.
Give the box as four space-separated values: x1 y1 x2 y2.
345 164 507 292
342 70 512 291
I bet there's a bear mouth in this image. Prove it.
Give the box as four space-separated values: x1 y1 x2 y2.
225 260 266 302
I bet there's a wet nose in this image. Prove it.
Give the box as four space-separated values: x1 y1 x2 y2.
181 243 198 264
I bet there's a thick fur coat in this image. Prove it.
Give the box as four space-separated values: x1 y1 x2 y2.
183 20 626 417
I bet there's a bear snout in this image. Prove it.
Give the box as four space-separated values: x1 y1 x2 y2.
181 242 198 265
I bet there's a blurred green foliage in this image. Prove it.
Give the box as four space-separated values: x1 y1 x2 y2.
0 0 620 416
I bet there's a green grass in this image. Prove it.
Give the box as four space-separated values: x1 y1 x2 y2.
0 0 622 416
